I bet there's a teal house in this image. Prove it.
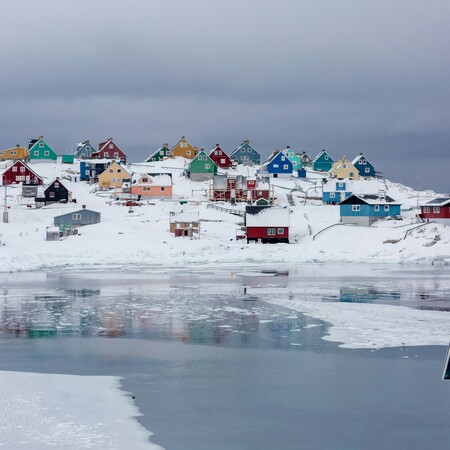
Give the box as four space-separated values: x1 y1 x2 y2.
230 140 261 166
188 149 217 181
313 149 334 171
28 137 57 161
352 153 377 177
145 144 171 162
282 146 302 171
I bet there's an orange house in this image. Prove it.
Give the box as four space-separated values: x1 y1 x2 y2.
130 173 173 198
0 146 28 161
171 136 197 159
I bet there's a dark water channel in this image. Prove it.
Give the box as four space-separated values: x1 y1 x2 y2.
0 265 449 450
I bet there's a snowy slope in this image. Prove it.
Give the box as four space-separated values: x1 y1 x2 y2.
0 159 449 272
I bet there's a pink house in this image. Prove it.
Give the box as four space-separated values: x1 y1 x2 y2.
130 173 173 199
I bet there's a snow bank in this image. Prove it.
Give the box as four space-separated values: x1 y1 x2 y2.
0 371 162 449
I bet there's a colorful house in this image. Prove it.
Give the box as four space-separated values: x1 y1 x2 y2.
313 149 334 172
91 138 127 163
260 150 293 178
75 141 94 159
352 153 377 177
0 160 43 185
188 150 217 181
98 161 131 190
282 146 302 171
0 146 28 161
245 206 289 243
80 159 111 181
230 140 261 166
171 136 197 159
35 178 72 206
209 174 274 203
208 145 232 169
145 144 171 162
300 151 313 167
130 173 173 198
329 157 360 180
419 198 450 224
322 179 380 204
54 205 101 227
28 137 58 161
339 194 401 226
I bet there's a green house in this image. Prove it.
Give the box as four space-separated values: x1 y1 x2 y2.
188 150 217 181
282 146 303 171
145 143 171 162
313 149 334 172
28 137 58 161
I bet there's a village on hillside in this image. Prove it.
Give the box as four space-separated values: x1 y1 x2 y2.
0 135 449 269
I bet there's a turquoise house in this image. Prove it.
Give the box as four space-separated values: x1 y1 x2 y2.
282 147 302 171
313 149 334 172
230 140 261 165
340 194 401 226
28 137 57 161
352 153 377 177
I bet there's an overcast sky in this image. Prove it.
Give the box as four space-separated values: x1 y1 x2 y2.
1 0 449 192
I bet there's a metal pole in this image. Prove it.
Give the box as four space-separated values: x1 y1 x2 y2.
416 176 419 209
3 184 8 223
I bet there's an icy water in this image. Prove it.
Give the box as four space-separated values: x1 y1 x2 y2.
0 265 449 450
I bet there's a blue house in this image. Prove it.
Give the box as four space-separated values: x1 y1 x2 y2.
340 194 401 226
80 160 110 181
313 149 334 172
323 180 352 204
230 140 261 165
260 151 293 178
54 205 101 227
75 141 94 159
352 153 377 177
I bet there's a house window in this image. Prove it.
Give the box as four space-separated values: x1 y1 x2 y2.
54 182 60 188
109 169 113 173
12 166 17 172
424 207 430 213
161 186 165 191
277 228 284 234
44 151 49 156
11 150 16 156
142 178 148 183
242 156 248 161
283 164 289 170
86 146 91 151
343 164 347 168
330 193 335 198
365 168 370 173
338 182 344 188
159 150 164 155
117 169 122 173
324 155 329 160
273 164 279 168
281 156 285 161
349 172 354 178
384 205 390 211
73 214 81 220
39 142 44 148
361 159 367 165
186 150 191 156
267 228 276 235
34 151 39 156
109 143 114 149
143 186 150 191
433 207 440 213
180 142 188 148
104 152 109 157
20 166 25 173
352 205 360 212
221 158 225 164
49 192 55 198
114 152 119 158
205 164 210 169
374 205 380 211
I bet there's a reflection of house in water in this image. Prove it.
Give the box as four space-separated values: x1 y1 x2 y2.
99 306 126 337
337 288 400 303
1 304 28 335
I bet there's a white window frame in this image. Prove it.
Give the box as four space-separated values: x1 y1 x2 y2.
205 163 211 170
73 213 81 220
267 228 276 236
352 205 360 212
330 192 335 198
433 207 440 213
384 205 390 211
44 151 49 156
277 228 284 234
283 164 289 170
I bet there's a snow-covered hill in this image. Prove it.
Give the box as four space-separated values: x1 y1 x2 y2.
0 158 448 272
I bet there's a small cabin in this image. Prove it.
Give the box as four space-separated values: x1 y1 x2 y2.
171 136 197 159
245 206 289 243
352 153 377 177
28 136 58 161
329 157 360 180
322 179 380 204
419 198 450 224
0 160 43 185
188 150 217 181
75 140 94 159
130 173 173 198
98 161 131 190
145 144 171 162
282 147 303 171
54 206 101 227
169 212 200 237
46 227 61 241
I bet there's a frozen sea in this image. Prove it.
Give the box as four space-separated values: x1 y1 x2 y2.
0 264 449 450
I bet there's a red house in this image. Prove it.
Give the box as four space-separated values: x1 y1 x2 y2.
245 206 289 243
419 198 450 224
209 174 274 203
91 138 127 163
208 145 232 169
0 160 43 185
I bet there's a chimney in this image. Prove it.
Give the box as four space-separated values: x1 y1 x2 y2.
216 144 219 147
286 145 290 149
244 140 249 144
181 135 185 139
164 143 168 147
82 205 86 209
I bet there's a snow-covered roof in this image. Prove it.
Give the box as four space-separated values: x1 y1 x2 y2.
351 154 367 165
422 197 450 207
323 179 380 194
246 207 289 227
133 173 172 186
341 194 401 205
170 212 199 223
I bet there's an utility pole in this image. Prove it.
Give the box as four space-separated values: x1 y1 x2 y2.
416 176 419 210
3 184 8 223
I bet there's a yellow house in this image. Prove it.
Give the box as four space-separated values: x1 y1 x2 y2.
0 146 28 161
171 136 197 159
98 161 131 190
329 157 360 180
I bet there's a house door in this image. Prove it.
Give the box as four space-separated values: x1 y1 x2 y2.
25 176 30 184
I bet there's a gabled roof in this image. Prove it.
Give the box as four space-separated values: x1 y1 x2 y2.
171 136 194 150
339 194 401 206
208 145 228 156
422 197 450 207
313 149 333 161
245 206 289 227
230 140 260 156
54 208 100 219
132 173 172 186
146 144 170 160
0 160 43 180
351 154 370 165
262 151 291 167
